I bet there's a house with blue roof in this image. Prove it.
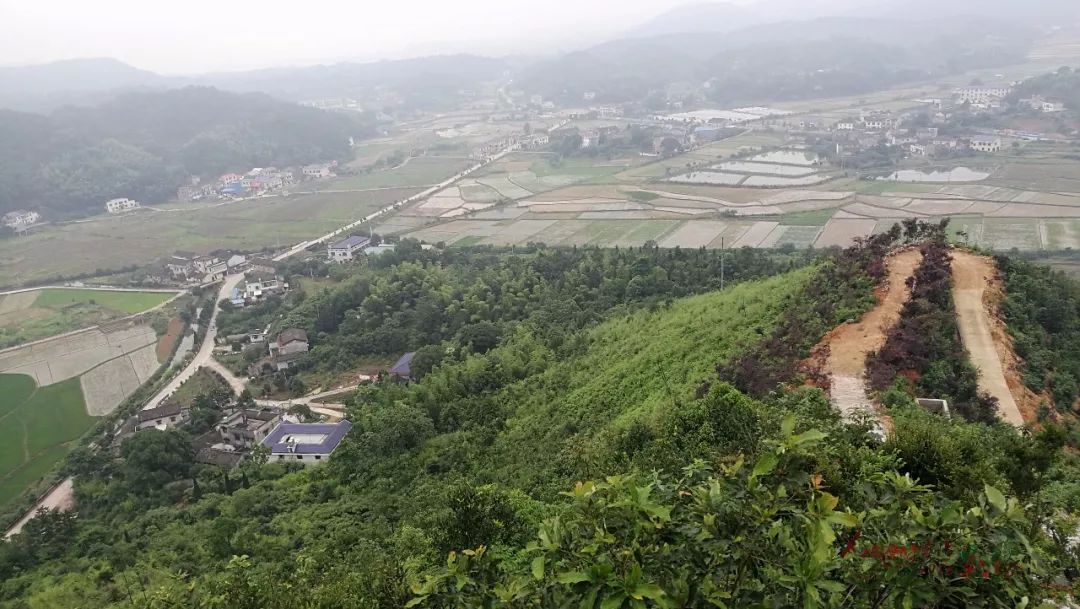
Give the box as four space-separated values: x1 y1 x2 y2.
261 421 352 464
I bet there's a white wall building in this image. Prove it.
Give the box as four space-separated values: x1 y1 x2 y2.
105 198 140 214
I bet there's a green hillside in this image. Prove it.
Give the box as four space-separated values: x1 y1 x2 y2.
3 235 1080 607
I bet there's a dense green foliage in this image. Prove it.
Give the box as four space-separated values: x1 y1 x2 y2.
1011 67 1080 113
998 255 1080 411
271 243 813 376
0 87 369 217
4 242 1080 607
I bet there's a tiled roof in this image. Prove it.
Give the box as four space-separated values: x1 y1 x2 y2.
277 328 308 346
329 235 370 250
138 402 186 422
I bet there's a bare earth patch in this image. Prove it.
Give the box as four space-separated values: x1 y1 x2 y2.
814 249 923 420
951 251 1031 426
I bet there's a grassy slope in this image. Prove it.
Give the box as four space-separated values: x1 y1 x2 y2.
34 289 172 314
0 288 173 349
0 374 92 508
484 267 816 488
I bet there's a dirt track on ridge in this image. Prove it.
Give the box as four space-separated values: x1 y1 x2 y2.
951 251 1026 426
821 248 923 419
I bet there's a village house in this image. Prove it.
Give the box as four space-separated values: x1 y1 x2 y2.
237 272 287 304
105 198 140 214
954 85 1012 105
2 210 41 232
226 254 248 273
302 163 334 179
270 329 309 357
835 120 856 131
969 137 1003 153
261 421 353 464
364 243 397 257
217 409 282 449
135 403 190 431
327 235 370 262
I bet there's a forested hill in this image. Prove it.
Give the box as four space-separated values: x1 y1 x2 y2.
0 87 368 218
8 235 1080 606
519 16 1033 104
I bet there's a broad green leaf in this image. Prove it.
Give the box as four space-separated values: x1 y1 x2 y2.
404 596 427 608
600 593 627 609
985 484 1007 512
752 452 779 478
531 555 545 580
790 429 827 446
631 583 665 600
557 571 591 585
781 416 796 437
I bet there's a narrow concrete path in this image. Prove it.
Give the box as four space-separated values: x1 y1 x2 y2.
4 477 74 539
951 251 1025 427
822 249 923 421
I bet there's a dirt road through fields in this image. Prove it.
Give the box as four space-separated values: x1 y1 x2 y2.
951 251 1025 426
822 248 922 420
4 477 74 539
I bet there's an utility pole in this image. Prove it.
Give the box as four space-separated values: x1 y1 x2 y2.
720 237 725 290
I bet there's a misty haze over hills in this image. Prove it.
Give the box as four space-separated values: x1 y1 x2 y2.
0 0 1078 113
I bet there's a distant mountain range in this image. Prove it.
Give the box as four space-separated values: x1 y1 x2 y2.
0 55 508 113
0 0 1076 114
628 0 1080 38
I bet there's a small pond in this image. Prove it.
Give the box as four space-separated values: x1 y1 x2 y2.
883 167 990 183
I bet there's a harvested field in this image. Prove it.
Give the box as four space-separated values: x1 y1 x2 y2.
459 183 502 203
841 202 926 218
658 221 728 248
477 177 534 200
904 199 975 215
981 219 1043 250
732 222 781 248
773 225 823 248
989 203 1080 218
815 219 877 248
478 219 559 245
0 323 157 387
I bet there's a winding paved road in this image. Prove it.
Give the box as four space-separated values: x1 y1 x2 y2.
143 274 244 410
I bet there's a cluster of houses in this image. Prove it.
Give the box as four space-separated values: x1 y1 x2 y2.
325 235 401 262
176 163 337 203
164 252 270 284
120 398 352 468
2 210 41 234
226 327 311 377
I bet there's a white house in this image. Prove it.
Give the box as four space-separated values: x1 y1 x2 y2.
302 164 333 179
105 198 140 214
955 86 1012 105
327 235 370 262
2 210 40 231
969 137 1002 153
261 421 353 465
135 403 190 431
836 121 855 131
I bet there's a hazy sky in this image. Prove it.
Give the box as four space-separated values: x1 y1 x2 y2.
0 0 708 73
